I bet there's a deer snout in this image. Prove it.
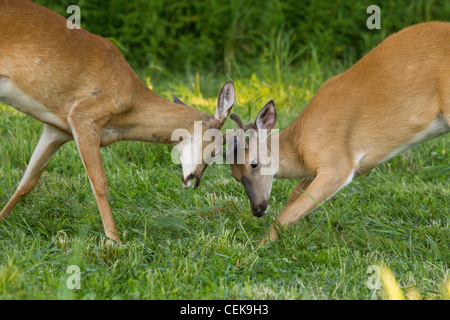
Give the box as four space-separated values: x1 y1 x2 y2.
252 201 268 217
182 173 196 189
182 164 208 189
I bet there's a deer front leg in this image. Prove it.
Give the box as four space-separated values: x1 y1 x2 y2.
261 169 355 245
68 112 121 244
286 177 314 205
0 124 72 221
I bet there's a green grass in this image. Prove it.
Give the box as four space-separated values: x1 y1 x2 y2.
0 64 448 300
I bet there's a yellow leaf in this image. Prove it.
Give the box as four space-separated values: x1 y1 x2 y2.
379 264 405 300
405 287 422 300
146 77 153 90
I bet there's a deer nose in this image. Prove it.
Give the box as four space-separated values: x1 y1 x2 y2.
182 173 196 189
182 164 208 189
252 202 268 217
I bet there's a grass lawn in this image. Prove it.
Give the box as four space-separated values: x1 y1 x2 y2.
0 64 448 300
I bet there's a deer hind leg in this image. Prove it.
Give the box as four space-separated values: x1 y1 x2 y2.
0 124 72 221
261 168 355 245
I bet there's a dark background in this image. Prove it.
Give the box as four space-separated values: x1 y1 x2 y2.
34 0 450 73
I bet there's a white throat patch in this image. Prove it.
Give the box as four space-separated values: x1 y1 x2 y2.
177 133 203 181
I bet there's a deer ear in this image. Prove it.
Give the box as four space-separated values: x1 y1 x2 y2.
255 100 277 133
172 93 186 105
214 80 235 125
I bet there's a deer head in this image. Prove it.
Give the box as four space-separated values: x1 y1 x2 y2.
223 100 278 217
173 80 235 189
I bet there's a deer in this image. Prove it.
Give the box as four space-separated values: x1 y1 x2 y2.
224 22 450 245
0 0 236 243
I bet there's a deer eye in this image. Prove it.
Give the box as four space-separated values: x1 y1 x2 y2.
251 160 258 169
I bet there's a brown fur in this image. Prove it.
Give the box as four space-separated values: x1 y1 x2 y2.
229 22 450 244
0 0 234 243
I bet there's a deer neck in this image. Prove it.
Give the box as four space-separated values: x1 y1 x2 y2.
118 80 210 144
273 124 309 179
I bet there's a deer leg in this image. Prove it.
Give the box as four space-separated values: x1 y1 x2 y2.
0 124 72 221
68 110 121 244
261 169 355 245
438 72 450 126
286 177 314 205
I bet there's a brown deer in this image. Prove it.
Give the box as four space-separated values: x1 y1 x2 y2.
225 22 450 245
0 0 235 243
